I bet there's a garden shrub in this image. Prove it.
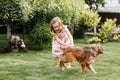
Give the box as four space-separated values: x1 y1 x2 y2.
35 0 85 37
74 10 101 38
97 18 118 43
87 37 101 43
28 22 52 50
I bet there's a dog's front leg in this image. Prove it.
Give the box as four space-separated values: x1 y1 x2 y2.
59 61 65 70
86 64 97 74
81 64 86 74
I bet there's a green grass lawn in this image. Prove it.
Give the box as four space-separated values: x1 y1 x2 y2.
0 39 120 80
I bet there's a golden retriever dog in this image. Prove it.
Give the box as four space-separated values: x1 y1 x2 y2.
59 44 103 74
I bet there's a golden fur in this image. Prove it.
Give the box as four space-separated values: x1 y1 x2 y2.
59 44 103 74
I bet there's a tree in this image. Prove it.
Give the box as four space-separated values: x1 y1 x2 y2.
34 0 85 35
27 0 85 50
85 0 105 10
0 0 37 39
0 0 23 39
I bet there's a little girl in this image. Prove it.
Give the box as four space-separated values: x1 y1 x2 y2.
50 17 74 68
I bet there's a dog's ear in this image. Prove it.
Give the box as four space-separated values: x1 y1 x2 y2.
90 44 103 54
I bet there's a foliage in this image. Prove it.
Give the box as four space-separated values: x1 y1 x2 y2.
0 0 39 39
29 22 51 50
26 0 85 49
33 0 85 35
0 0 38 24
19 0 33 22
74 10 101 38
0 0 23 24
87 36 101 43
85 0 105 10
36 0 84 22
97 18 118 43
0 0 103 50
79 10 101 28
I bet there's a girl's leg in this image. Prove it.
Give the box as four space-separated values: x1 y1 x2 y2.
55 57 60 66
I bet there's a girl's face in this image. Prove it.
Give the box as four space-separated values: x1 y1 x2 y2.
52 22 62 33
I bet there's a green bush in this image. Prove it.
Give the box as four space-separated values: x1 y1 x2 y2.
97 18 117 43
87 37 101 43
28 22 52 50
74 10 101 38
33 0 85 37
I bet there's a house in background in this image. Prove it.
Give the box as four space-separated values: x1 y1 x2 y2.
98 0 120 25
86 0 120 35
99 0 120 12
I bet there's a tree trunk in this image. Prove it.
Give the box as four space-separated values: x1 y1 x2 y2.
7 25 11 39
93 26 97 36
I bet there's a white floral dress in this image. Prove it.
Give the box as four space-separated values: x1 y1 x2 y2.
52 26 71 57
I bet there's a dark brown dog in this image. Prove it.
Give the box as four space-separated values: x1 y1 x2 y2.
4 35 26 53
59 44 103 74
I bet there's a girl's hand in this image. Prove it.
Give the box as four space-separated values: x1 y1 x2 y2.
50 31 54 35
50 31 57 37
54 34 58 40
60 45 73 50
54 33 57 37
60 45 67 49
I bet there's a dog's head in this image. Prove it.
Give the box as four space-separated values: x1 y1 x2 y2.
17 39 26 49
90 44 103 55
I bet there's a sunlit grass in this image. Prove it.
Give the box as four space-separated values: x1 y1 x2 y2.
0 39 120 80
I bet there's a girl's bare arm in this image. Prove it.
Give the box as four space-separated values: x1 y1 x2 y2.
54 27 74 46
65 27 74 46
54 34 67 46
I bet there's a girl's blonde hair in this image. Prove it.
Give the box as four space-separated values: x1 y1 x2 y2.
50 17 63 33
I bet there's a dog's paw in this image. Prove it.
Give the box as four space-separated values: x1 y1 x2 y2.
66 65 71 69
64 63 72 69
61 67 65 71
93 71 97 74
56 65 59 67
